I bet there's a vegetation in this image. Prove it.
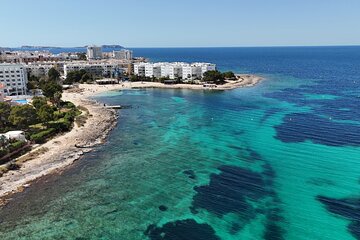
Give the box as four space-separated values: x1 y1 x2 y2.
64 69 94 84
41 81 62 102
30 128 57 144
0 67 85 174
48 68 61 82
0 98 80 169
8 105 38 129
0 102 11 130
222 71 236 79
203 70 225 84
202 70 236 84
130 75 153 82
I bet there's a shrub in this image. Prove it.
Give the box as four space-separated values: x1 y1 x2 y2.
53 110 66 120
30 128 56 144
62 101 76 109
48 120 72 132
8 141 26 152
0 149 9 158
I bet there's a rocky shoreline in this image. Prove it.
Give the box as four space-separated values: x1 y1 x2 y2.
0 94 118 204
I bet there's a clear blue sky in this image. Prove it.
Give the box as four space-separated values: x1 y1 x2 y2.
1 0 360 47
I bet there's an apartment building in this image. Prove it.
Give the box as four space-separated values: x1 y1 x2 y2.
134 62 216 80
87 46 103 60
0 51 64 64
64 61 123 78
0 64 28 96
134 64 146 76
160 64 183 79
113 49 133 60
26 62 56 77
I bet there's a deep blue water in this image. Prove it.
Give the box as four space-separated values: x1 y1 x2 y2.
0 47 360 240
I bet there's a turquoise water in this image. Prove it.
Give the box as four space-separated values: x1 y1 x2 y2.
13 99 28 104
0 47 360 239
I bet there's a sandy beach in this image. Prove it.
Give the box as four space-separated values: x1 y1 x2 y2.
0 74 262 202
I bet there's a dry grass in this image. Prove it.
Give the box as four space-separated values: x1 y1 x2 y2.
75 105 90 127
16 147 49 164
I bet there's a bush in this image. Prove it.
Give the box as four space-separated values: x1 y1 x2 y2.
30 128 57 144
0 149 9 158
8 141 26 152
62 101 76 109
53 110 66 120
48 119 72 132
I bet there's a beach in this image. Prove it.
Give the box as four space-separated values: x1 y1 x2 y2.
0 74 262 201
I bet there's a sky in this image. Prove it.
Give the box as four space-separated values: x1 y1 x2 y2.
1 0 360 48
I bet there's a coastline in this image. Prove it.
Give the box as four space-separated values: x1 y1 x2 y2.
0 74 263 203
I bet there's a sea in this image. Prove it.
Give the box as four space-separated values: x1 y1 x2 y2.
0 47 360 240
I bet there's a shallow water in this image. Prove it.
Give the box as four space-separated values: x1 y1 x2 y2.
0 47 360 239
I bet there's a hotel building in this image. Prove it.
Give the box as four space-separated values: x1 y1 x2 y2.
26 62 60 77
64 61 123 78
87 46 103 60
113 49 133 60
134 62 216 80
0 64 28 96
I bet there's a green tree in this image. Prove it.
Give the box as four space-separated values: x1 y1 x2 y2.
27 75 41 90
203 70 225 84
32 96 48 111
0 102 12 130
222 71 236 79
37 104 54 124
41 81 63 102
48 68 60 81
64 70 87 84
53 92 62 107
80 73 93 83
8 105 38 129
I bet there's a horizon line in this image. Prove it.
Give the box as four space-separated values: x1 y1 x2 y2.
2 44 360 49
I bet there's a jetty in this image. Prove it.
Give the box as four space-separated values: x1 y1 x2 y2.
105 105 122 109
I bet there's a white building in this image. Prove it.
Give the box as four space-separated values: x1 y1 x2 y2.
0 64 28 96
64 61 122 78
144 63 162 78
134 64 145 76
133 62 216 80
113 49 133 60
160 63 182 79
26 62 56 77
0 131 27 142
87 46 103 60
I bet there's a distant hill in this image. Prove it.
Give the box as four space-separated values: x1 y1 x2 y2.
20 46 63 49
83 45 124 49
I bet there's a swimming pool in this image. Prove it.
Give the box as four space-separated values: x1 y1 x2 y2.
13 99 28 104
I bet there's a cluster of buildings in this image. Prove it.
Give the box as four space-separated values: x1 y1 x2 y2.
0 45 217 100
0 50 79 64
86 46 133 60
134 62 216 80
0 46 138 99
